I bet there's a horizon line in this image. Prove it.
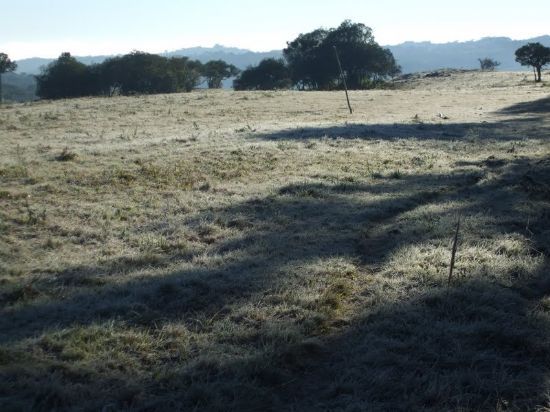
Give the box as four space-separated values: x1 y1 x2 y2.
9 33 550 61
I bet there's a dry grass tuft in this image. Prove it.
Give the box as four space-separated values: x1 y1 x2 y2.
55 147 78 162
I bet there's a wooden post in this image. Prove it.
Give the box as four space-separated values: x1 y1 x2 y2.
333 46 353 114
448 218 461 286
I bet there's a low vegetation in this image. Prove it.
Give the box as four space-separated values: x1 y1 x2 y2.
0 71 549 410
478 57 501 71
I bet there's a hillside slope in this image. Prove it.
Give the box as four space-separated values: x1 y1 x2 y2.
388 35 550 73
1 71 549 410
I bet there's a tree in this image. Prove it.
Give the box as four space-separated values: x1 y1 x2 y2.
202 60 240 89
169 57 202 92
284 28 329 89
478 57 501 71
36 53 97 99
515 43 550 82
99 52 178 95
33 51 204 100
234 58 292 90
283 20 400 90
99 53 203 95
0 53 17 103
321 20 394 89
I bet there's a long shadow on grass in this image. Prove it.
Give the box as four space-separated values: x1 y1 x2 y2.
142 155 549 411
254 97 550 142
498 95 550 115
273 157 550 411
257 118 549 142
0 169 481 344
2 106 550 409
2 157 549 410
275 265 550 411
170 155 549 411
179 264 550 411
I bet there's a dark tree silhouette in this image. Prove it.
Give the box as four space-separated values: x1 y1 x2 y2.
35 51 205 99
169 57 202 92
100 53 204 95
202 60 240 89
233 58 291 90
515 42 550 82
284 21 400 90
99 52 178 95
478 57 501 71
0 52 17 103
36 53 96 99
284 28 329 90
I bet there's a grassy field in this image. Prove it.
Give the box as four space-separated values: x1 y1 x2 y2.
1 71 549 411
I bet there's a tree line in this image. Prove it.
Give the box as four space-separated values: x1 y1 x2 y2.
34 52 239 99
31 21 401 98
2 20 550 101
32 20 403 98
237 21 401 91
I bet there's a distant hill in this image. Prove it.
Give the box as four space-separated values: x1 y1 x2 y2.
14 45 282 75
14 56 112 76
14 37 550 77
388 36 550 73
164 44 282 69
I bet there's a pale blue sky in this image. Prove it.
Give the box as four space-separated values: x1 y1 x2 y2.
2 0 549 59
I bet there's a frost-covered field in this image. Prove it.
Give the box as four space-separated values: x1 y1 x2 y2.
1 71 549 410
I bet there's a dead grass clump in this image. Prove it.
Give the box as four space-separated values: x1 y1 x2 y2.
55 147 78 162
318 279 353 312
